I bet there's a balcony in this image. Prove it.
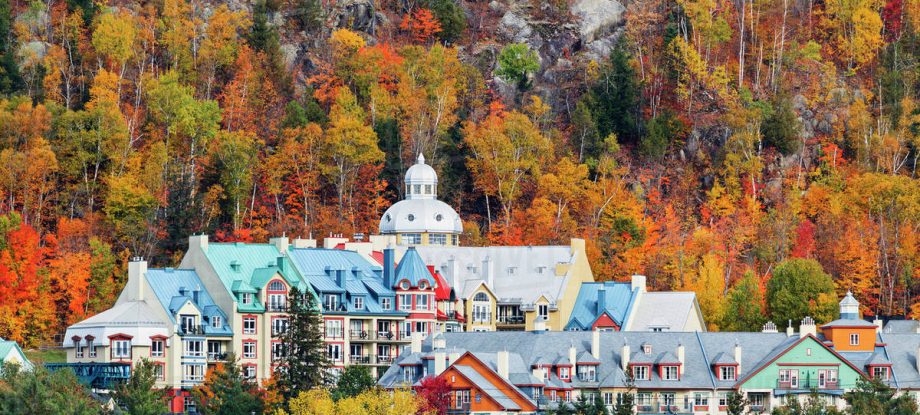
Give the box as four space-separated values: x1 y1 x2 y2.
496 315 525 325
350 330 373 341
471 313 492 324
376 355 395 365
776 379 841 392
447 403 471 414
266 304 288 313
349 354 398 365
207 352 228 362
179 325 204 336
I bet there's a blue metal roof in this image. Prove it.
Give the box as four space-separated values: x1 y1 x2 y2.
565 281 638 330
288 248 405 317
145 269 232 336
394 247 436 288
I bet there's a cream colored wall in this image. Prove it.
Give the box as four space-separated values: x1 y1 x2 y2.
464 286 497 331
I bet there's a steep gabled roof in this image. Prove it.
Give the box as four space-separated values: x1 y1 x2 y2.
566 281 637 330
145 268 232 337
394 248 436 288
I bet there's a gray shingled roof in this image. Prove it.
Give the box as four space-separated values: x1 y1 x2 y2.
878 333 919 389
884 320 919 334
628 292 700 331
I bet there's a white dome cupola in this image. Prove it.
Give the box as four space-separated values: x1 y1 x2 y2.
405 153 438 200
379 153 462 245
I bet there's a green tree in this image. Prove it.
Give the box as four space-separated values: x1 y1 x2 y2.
425 0 467 43
640 111 683 160
726 391 748 415
589 47 641 145
0 0 23 94
766 258 838 327
723 271 767 332
273 287 328 401
761 94 800 155
115 359 167 415
496 43 540 90
844 377 918 415
333 365 375 400
0 363 102 414
192 354 263 415
211 130 259 230
611 371 636 415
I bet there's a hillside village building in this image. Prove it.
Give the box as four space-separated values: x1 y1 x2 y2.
379 292 911 414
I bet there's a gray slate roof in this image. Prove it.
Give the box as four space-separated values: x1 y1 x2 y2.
628 292 700 331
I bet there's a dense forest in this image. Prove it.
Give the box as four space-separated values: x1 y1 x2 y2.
0 0 917 347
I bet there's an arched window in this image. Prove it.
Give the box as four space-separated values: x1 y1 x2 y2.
473 292 489 302
268 281 286 292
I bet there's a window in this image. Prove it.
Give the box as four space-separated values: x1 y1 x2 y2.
325 319 343 338
559 367 570 380
272 342 286 360
151 339 164 357
180 315 197 334
381 297 392 310
577 365 597 382
76 343 84 358
719 365 736 381
87 339 96 358
207 341 222 360
267 293 287 311
642 344 652 354
454 390 470 408
152 363 165 381
632 365 649 380
272 318 289 336
243 341 256 359
694 393 708 407
414 321 429 334
828 369 838 384
565 391 572 401
718 393 729 407
538 304 549 320
350 344 363 359
211 315 222 328
241 292 253 305
268 281 286 292
243 365 256 379
662 365 680 380
790 369 799 387
661 393 675 408
603 392 614 406
183 364 204 382
636 393 652 406
112 339 131 359
872 366 890 380
183 340 204 357
451 235 458 245
327 344 342 362
473 292 489 302
322 295 338 312
184 395 197 413
429 234 446 245
413 185 421 194
424 184 432 194
779 369 790 383
353 296 364 310
401 233 421 245
416 294 430 311
239 316 256 334
749 393 765 408
399 294 413 311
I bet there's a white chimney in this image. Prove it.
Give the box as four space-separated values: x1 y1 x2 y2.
447 256 459 295
631 275 647 292
432 333 446 350
448 350 461 366
497 350 510 379
786 320 795 337
434 351 447 375
734 342 742 376
269 236 289 254
621 343 630 371
592 330 601 359
762 321 778 333
482 256 494 288
323 236 348 249
874 318 883 333
410 332 423 353
800 317 817 337
677 343 685 366
189 234 209 253
128 259 148 300
569 344 577 367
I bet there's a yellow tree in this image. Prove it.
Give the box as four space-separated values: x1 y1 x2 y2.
684 252 727 330
198 5 250 98
463 110 552 228
92 10 138 88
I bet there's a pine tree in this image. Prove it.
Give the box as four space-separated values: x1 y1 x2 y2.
273 286 328 401
115 359 167 415
192 355 263 415
611 372 635 415
726 391 748 415
332 365 375 400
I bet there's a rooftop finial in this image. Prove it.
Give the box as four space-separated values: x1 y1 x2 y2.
417 152 426 165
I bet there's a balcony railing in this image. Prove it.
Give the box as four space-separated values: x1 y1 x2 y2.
471 313 492 323
350 330 372 340
267 304 288 312
776 379 840 390
207 352 228 362
179 325 204 336
497 315 525 324
348 354 396 365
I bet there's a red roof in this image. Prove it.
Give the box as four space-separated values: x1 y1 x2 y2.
430 265 452 300
369 250 385 266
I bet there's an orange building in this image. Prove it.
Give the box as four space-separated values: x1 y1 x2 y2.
439 352 539 414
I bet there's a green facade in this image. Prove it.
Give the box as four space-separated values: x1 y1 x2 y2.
739 336 863 392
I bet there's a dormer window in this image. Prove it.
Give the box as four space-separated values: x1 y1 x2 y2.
268 281 286 292
849 333 860 346
407 214 415 222
643 344 652 355
230 261 241 272
211 316 222 328
241 293 253 305
559 367 570 380
435 213 443 221
718 366 736 381
419 280 429 289
400 281 410 290
871 366 890 380
662 365 680 381
354 297 364 310
632 365 649 380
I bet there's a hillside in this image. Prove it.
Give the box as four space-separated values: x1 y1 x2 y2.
0 0 917 346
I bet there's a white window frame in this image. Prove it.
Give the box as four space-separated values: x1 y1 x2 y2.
850 333 860 346
241 293 253 305
112 340 131 359
559 366 570 380
151 339 164 357
353 296 364 310
243 341 256 359
183 339 204 357
380 297 392 310
416 294 429 310
662 365 680 381
720 365 736 381
633 365 649 380
243 317 256 334
211 315 222 328
399 294 413 311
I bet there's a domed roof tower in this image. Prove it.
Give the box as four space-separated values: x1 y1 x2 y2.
379 154 462 246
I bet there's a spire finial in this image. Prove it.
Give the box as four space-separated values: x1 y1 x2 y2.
417 152 425 165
